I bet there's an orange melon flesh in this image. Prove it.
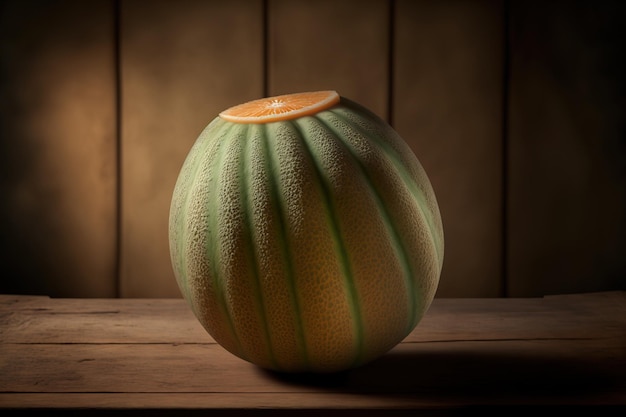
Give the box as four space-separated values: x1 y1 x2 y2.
219 90 340 124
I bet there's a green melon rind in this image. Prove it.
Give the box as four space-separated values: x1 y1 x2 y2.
329 99 444 269
327 99 444 324
239 125 278 369
264 120 357 371
310 114 417 333
287 118 366 369
257 123 310 370
169 96 444 373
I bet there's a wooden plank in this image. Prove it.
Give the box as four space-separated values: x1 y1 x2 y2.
0 0 117 297
0 295 49 307
1 339 623 399
507 1 626 296
393 0 505 297
268 0 389 120
0 392 476 411
1 293 623 344
0 298 209 345
119 0 264 297
1 391 623 411
0 293 624 412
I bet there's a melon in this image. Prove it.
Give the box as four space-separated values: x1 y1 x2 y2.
169 91 444 373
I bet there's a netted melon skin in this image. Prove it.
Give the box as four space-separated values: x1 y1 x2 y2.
169 97 444 373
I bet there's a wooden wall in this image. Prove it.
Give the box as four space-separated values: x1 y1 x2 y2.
1 0 624 298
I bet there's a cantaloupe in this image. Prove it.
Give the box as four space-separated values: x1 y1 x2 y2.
169 91 444 373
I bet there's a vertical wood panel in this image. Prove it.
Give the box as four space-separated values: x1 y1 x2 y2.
4 0 622 299
394 0 505 297
0 0 117 297
268 0 389 120
120 0 264 297
508 1 626 296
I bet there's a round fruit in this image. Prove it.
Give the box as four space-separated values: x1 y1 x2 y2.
169 90 444 373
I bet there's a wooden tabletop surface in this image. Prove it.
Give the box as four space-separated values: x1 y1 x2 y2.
1 291 624 415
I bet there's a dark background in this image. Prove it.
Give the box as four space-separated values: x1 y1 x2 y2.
1 0 625 298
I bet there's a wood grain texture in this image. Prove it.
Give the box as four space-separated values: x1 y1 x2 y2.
507 1 626 296
1 392 623 413
2 292 623 344
119 0 264 297
2 0 625 301
393 0 505 297
0 0 117 297
0 293 624 413
268 0 389 120
1 339 624 394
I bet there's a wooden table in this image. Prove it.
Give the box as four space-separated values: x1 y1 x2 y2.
1 292 624 416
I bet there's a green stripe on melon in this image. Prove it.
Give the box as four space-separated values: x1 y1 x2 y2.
169 94 444 373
